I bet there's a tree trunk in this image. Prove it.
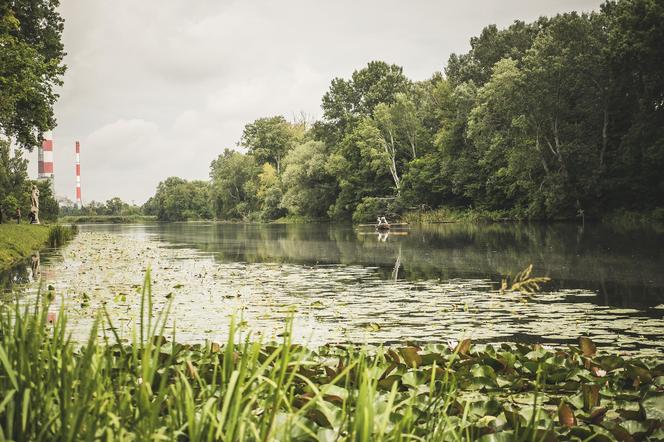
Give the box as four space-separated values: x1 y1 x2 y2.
599 103 608 170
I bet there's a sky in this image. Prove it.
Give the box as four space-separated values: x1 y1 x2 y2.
31 0 603 205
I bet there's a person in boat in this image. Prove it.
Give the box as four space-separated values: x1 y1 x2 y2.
380 216 388 225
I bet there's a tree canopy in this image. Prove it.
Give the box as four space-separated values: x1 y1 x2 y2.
146 0 663 223
0 0 66 150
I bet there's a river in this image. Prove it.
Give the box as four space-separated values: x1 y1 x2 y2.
2 222 663 355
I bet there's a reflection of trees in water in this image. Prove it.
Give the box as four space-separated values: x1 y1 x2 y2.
0 261 31 292
152 222 664 307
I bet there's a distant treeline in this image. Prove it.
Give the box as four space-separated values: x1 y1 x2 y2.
145 0 664 223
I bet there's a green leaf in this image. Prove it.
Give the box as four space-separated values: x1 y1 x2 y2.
642 392 664 421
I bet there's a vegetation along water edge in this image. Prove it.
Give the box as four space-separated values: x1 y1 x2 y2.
0 224 76 270
0 272 662 441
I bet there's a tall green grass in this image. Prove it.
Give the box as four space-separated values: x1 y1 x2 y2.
46 225 77 248
0 270 662 440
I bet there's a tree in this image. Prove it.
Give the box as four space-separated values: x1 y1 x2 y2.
0 140 27 222
603 0 664 209
209 149 260 220
0 1 66 149
256 163 286 221
446 20 543 87
148 177 212 221
281 141 337 218
327 119 394 219
240 116 300 174
320 61 411 144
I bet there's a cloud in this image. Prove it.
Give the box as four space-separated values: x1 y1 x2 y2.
32 0 603 204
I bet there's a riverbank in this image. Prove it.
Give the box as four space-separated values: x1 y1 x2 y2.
401 207 664 225
0 224 50 270
59 215 157 224
1 290 662 441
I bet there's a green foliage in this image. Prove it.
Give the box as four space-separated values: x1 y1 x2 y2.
352 197 398 224
147 177 212 222
0 140 58 222
0 280 662 440
167 1 664 223
281 141 337 218
0 0 66 149
47 224 76 247
0 224 49 269
209 149 260 220
240 116 302 174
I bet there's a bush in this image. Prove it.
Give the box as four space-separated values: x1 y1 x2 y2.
352 197 400 223
47 224 77 247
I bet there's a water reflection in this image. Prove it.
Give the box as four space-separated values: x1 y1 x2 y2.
3 222 663 355
140 222 664 308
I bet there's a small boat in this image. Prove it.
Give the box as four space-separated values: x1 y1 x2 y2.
356 222 409 230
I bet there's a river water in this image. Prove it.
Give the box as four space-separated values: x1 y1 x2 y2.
2 222 663 355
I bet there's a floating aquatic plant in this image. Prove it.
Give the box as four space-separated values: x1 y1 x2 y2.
500 264 551 296
0 271 662 440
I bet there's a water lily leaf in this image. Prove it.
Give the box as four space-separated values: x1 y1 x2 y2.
620 420 649 438
601 421 635 442
320 384 348 401
599 355 624 371
307 408 332 429
558 401 577 428
579 337 597 357
399 347 422 368
377 375 400 391
642 392 664 421
625 364 652 383
502 409 525 429
587 425 616 442
365 322 381 332
420 353 444 366
470 364 496 380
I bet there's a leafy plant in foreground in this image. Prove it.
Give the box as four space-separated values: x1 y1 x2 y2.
0 270 662 441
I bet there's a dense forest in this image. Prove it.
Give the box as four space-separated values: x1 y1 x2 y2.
146 0 664 223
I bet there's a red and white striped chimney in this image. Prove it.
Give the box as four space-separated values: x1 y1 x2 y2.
38 132 55 182
75 141 82 209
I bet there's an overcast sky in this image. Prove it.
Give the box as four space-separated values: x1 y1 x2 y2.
31 0 603 204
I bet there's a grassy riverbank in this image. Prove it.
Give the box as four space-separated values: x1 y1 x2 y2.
59 215 157 224
402 207 664 225
0 224 50 270
0 224 77 270
402 208 516 224
1 274 662 441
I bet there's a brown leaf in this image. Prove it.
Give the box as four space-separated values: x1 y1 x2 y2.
558 401 577 428
589 407 607 425
387 349 401 364
399 347 422 368
380 362 398 380
455 339 472 355
579 337 597 357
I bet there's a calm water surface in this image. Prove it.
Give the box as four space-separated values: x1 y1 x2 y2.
3 222 663 355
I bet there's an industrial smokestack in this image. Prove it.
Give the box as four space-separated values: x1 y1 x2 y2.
75 141 82 209
38 132 55 186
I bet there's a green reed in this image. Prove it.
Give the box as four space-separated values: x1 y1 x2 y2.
0 269 662 441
